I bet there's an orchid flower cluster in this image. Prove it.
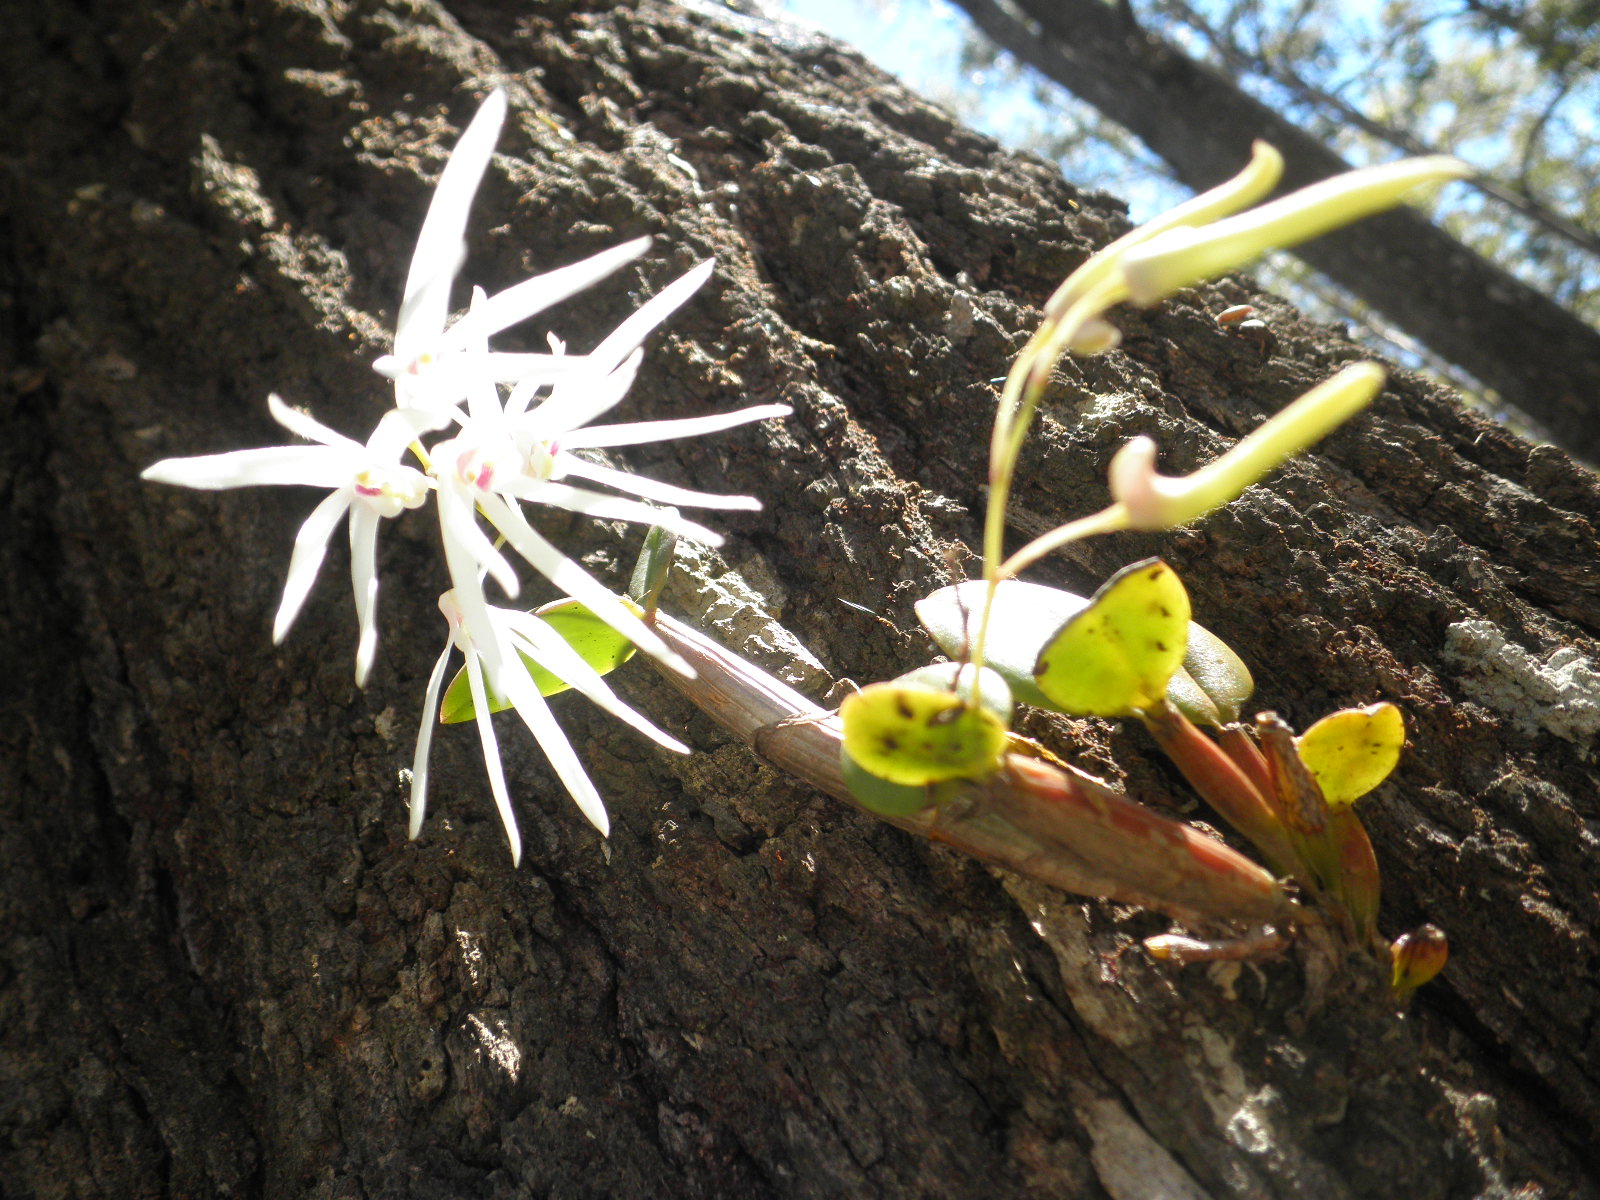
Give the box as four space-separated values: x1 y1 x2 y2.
143 90 788 864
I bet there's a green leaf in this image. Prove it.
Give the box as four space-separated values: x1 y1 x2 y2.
1294 702 1405 808
915 575 1253 724
1032 559 1190 717
839 664 1012 787
1176 624 1254 725
840 750 939 816
439 599 638 724
628 522 678 614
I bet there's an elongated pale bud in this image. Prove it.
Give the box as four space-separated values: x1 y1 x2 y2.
1002 362 1388 576
1045 142 1286 320
1108 362 1386 531
1120 155 1470 305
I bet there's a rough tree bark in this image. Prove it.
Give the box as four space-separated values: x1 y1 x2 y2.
2 1 1598 1197
950 0 1600 464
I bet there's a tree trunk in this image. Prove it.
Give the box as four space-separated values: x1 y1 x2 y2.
3 1 1598 1197
950 0 1600 464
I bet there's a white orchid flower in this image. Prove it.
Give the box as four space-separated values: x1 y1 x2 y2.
425 270 791 685
141 395 431 685
505 259 792 505
409 589 688 863
370 87 646 426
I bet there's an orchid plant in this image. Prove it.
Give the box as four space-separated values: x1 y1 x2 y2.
146 86 1465 995
823 143 1467 982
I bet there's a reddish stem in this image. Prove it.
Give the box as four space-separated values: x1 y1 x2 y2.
1141 701 1305 880
647 611 1300 928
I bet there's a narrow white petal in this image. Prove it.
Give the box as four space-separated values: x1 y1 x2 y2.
443 238 651 347
396 89 508 358
501 610 689 754
409 640 456 840
466 376 508 430
395 249 466 368
437 490 511 683
438 481 519 598
562 403 792 449
394 381 469 432
585 258 714 375
509 261 714 440
504 372 548 422
507 482 727 544
365 406 439 464
273 490 353 643
476 493 692 676
266 393 362 451
523 351 643 438
492 654 612 838
349 503 382 687
466 652 523 865
456 289 511 430
142 446 350 490
559 458 762 511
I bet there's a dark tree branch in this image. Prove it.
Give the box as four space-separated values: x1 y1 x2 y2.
1157 0 1600 260
952 0 1600 461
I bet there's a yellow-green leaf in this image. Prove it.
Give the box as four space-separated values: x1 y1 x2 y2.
1294 702 1405 808
1032 558 1191 717
840 665 1011 787
915 577 1249 725
440 599 637 724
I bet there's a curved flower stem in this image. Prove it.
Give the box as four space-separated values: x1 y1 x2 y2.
969 148 1462 677
999 504 1131 579
974 287 1127 683
971 145 1291 677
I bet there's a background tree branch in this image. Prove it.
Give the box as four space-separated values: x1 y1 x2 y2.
949 0 1600 462
3 0 1598 1196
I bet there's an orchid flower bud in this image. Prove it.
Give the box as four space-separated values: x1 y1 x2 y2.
1045 141 1286 321
1391 924 1450 997
1120 156 1470 306
1107 361 1387 531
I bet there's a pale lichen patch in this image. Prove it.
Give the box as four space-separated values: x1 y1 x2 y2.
1443 619 1600 754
